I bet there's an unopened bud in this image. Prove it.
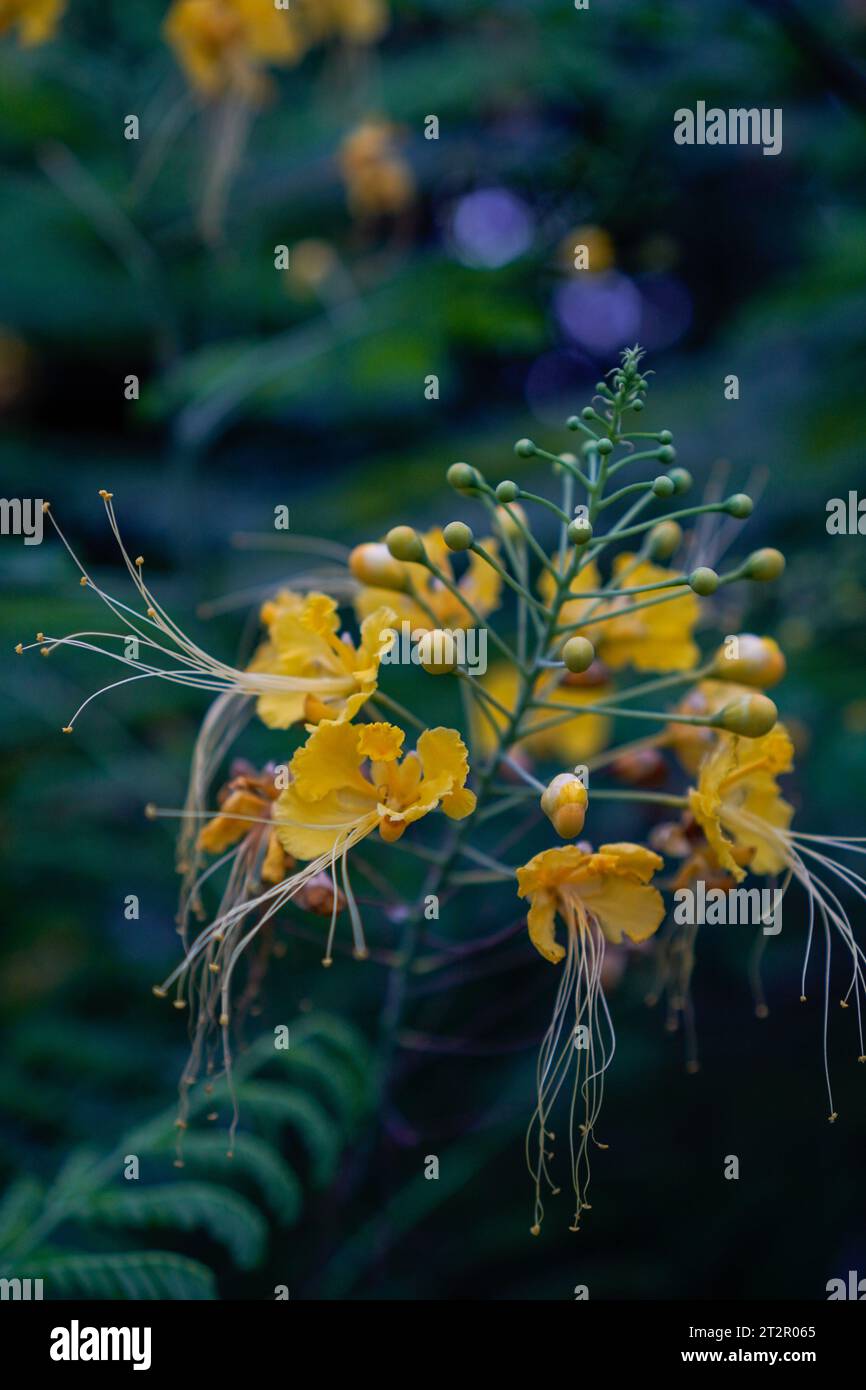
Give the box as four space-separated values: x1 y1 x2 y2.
743 548 785 582
710 634 786 688
562 635 595 674
713 693 778 738
349 542 408 590
725 493 753 519
495 479 520 503
647 520 682 561
447 462 484 494
541 773 589 839
443 521 474 552
386 525 425 563
417 629 459 674
688 567 719 596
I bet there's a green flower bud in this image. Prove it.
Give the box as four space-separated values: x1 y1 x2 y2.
647 519 682 561
668 468 692 495
417 629 459 675
562 635 595 674
743 547 785 582
566 415 581 431
657 444 676 464
652 475 675 498
567 518 593 545
631 399 644 412
514 438 536 458
443 520 474 552
713 693 778 739
597 438 614 455
726 493 753 519
496 479 520 504
688 567 719 596
658 430 673 445
386 525 425 564
447 462 484 494
580 407 595 421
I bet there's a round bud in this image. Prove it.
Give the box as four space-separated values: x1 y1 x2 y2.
514 438 536 458
595 382 607 393
447 462 483 494
541 773 589 840
658 430 673 445
652 475 675 498
580 407 595 421
567 518 593 545
713 693 778 739
562 635 595 674
647 519 682 561
743 547 785 582
631 399 644 412
688 567 719 596
386 525 425 564
668 467 692 495
657 444 676 464
417 629 459 675
496 479 520 504
566 415 581 431
596 438 614 455
348 542 408 591
710 634 786 689
443 521 474 552
726 493 753 519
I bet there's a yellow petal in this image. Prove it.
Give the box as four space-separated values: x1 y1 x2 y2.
358 721 404 763
578 875 666 945
290 721 372 800
526 890 565 964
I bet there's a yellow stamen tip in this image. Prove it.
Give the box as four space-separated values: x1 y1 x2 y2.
530 1225 541 1237
829 1112 838 1123
352 947 370 961
322 956 333 968
799 995 807 1003
14 643 22 655
41 501 50 512
135 556 144 566
174 1119 187 1129
152 986 167 998
173 1159 184 1168
36 632 44 641
208 962 220 973
146 607 156 618
219 1012 229 1027
79 575 87 586
840 1000 849 1008
207 1111 218 1121
144 803 157 819
173 999 187 1010
61 725 73 733
98 489 113 499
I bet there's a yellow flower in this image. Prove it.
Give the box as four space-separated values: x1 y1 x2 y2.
164 0 306 101
687 726 795 883
355 528 501 631
338 119 414 218
517 842 665 964
473 661 610 764
297 0 388 45
0 0 62 43
538 555 601 632
0 0 64 44
247 590 395 729
594 555 699 672
274 720 476 860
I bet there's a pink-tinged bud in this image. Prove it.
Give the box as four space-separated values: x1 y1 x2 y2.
541 773 589 839
349 542 408 590
710 634 786 689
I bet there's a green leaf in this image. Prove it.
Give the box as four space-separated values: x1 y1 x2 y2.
85 1183 266 1270
158 1133 302 1225
0 1178 44 1252
235 1083 340 1187
22 1250 216 1300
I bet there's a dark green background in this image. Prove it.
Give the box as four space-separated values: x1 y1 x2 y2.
1 0 865 1299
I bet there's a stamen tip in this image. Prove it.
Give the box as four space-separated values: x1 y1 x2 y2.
79 575 88 586
219 1012 229 1027
14 643 22 655
152 986 167 998
755 1004 769 1019
144 803 157 819
61 725 73 734
322 956 333 968
530 1224 541 1237
135 556 144 567
98 489 113 500
172 999 187 1010
41 500 50 512
829 1112 838 1123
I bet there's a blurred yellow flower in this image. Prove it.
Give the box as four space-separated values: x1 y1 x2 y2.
275 720 475 860
473 661 610 763
355 528 501 631
595 555 699 672
517 842 665 964
338 120 414 218
0 0 64 45
248 590 395 729
687 726 794 883
164 0 306 101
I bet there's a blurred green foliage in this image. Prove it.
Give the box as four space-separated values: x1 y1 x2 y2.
1 0 865 1299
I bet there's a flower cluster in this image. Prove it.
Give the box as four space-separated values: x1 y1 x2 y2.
23 348 865 1231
